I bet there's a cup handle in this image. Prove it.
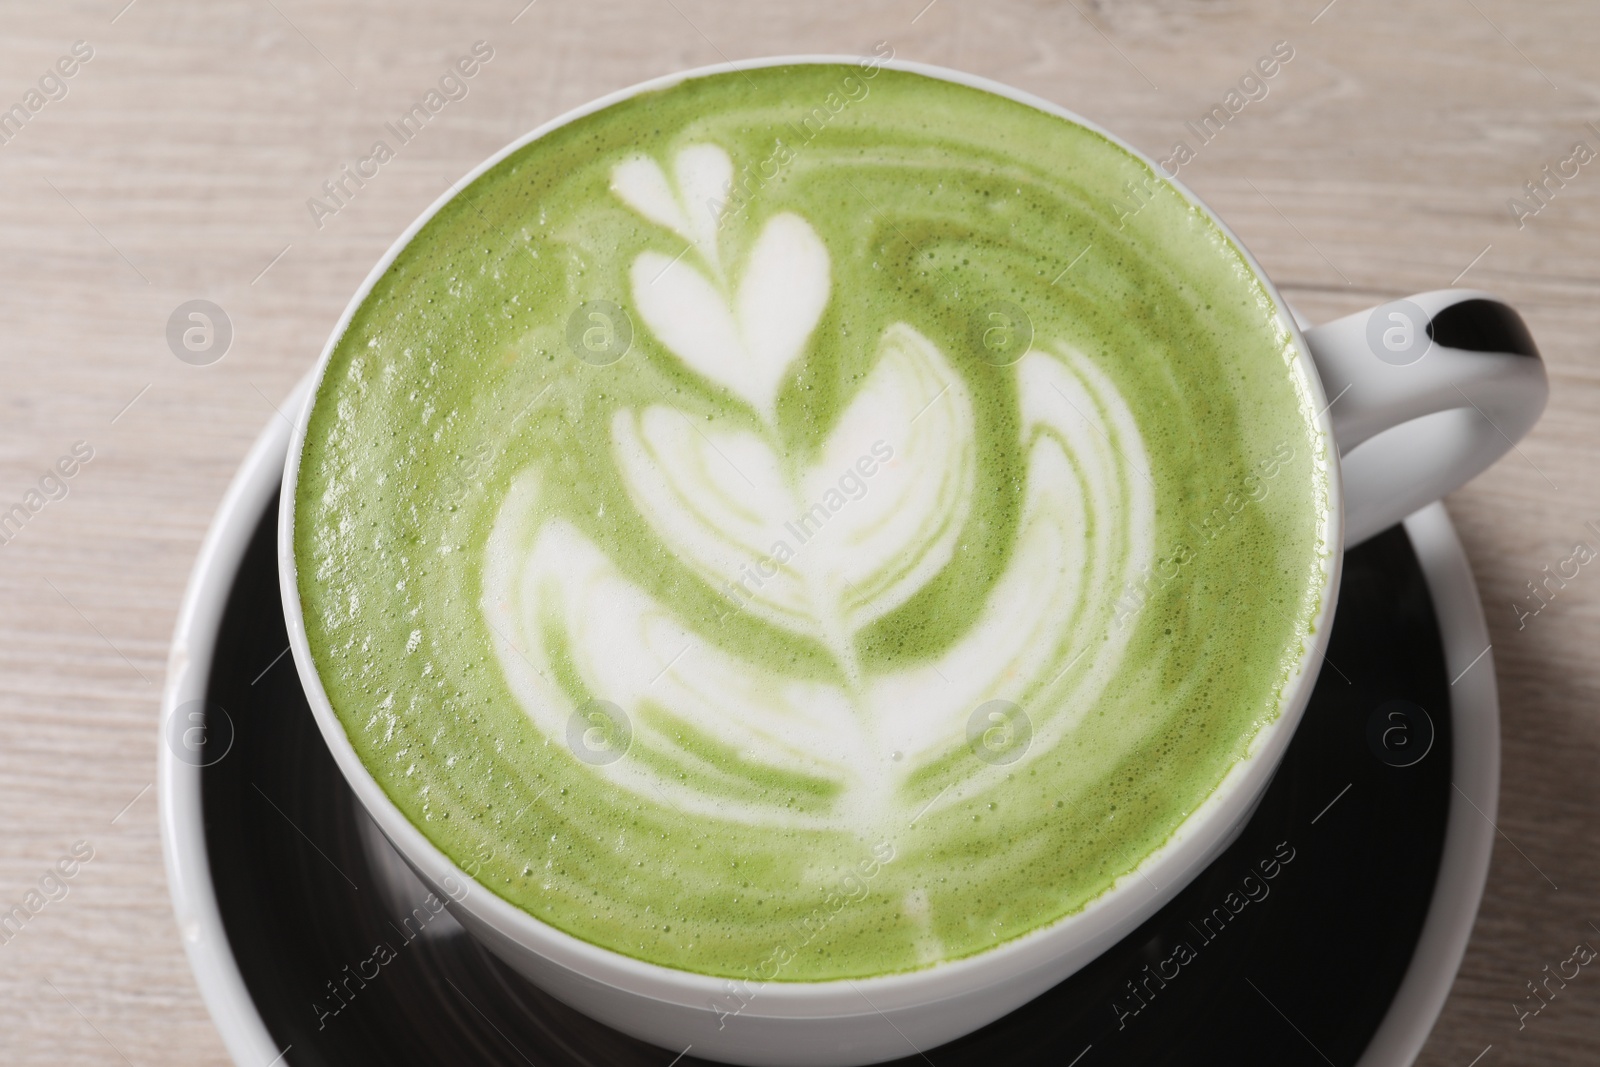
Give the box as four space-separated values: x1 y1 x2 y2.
1300 288 1548 547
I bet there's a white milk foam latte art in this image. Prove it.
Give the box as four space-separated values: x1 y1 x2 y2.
482 144 1156 833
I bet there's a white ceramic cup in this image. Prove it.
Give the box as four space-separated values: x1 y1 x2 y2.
278 55 1546 1067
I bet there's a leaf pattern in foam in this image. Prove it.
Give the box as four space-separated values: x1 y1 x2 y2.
610 322 975 656
483 346 1156 829
481 473 863 827
630 211 828 422
866 347 1155 808
489 173 1163 826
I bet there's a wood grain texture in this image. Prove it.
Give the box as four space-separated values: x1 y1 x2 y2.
0 0 1595 1062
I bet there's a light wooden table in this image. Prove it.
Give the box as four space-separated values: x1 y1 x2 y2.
1 0 1595 1063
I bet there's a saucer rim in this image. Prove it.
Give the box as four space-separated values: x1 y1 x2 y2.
159 391 1497 1067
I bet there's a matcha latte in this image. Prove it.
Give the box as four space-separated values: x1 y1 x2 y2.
293 64 1330 982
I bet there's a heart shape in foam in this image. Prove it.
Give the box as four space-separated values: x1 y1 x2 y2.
617 147 830 422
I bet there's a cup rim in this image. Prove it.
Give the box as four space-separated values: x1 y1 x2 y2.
277 52 1344 1014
